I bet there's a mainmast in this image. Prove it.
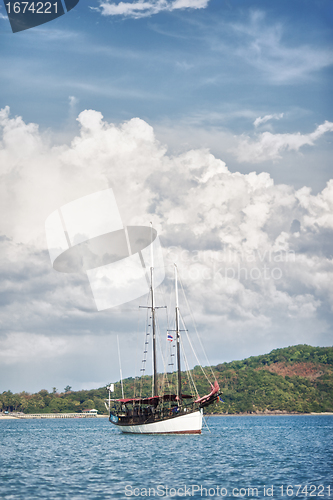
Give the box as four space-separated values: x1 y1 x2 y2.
150 223 158 397
174 264 182 404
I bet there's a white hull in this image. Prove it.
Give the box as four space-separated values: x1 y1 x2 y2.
115 409 203 434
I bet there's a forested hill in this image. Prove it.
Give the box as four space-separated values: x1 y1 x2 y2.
1 344 332 415
210 344 333 414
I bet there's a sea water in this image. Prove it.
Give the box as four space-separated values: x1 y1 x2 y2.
0 415 332 499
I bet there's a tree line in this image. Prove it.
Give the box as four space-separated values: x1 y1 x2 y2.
1 344 332 414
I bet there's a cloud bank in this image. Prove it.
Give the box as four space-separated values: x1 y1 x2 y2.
1 106 332 391
97 0 210 18
236 121 333 163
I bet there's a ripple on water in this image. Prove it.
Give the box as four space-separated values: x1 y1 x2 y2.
0 415 332 499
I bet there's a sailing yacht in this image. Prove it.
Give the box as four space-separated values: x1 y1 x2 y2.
106 260 220 434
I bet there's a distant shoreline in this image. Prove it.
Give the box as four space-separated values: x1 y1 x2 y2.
1 412 332 420
0 414 109 420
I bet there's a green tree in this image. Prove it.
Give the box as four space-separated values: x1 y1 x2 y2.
81 399 95 410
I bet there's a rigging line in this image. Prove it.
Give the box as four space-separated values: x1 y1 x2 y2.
179 308 195 386
159 277 172 331
155 307 170 396
144 307 151 396
166 342 175 393
167 310 177 394
153 281 172 396
161 319 172 395
155 311 163 395
178 272 218 384
117 335 124 400
203 415 211 433
183 349 196 397
179 331 197 396
156 279 172 391
140 291 151 400
180 333 199 398
133 303 143 399
180 311 212 386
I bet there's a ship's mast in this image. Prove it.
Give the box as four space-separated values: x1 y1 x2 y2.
174 264 182 404
150 223 158 397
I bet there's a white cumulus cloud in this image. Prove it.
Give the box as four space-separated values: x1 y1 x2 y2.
235 120 333 163
98 0 210 18
1 106 332 391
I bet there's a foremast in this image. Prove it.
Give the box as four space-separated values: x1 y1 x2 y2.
150 250 182 403
174 264 182 405
150 223 158 397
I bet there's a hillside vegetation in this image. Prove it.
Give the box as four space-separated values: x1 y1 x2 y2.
211 344 333 414
1 345 332 415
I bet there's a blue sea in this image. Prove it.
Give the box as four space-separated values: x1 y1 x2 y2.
0 415 332 499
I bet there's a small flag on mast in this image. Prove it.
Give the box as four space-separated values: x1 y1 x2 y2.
167 333 173 342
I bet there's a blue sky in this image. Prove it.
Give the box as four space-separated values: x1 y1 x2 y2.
0 0 332 392
1 0 332 191
0 1 331 129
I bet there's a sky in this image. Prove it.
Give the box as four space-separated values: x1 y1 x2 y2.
0 0 332 394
